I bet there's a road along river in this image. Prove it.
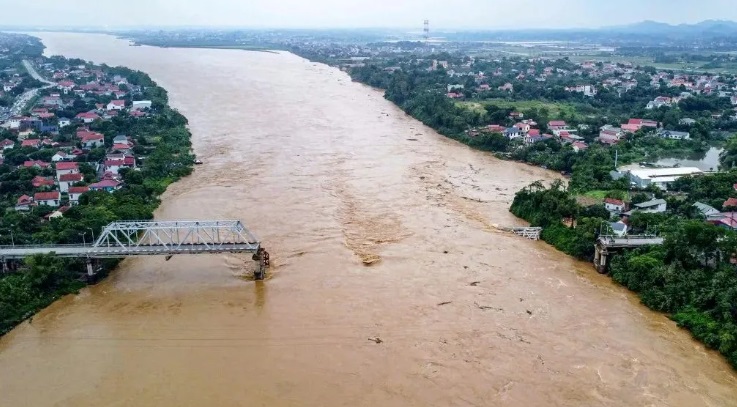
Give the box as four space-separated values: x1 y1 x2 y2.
1 33 736 407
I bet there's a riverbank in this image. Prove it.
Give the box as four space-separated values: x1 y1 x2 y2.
0 35 194 335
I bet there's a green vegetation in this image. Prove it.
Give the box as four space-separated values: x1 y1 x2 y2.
0 255 85 335
458 99 580 121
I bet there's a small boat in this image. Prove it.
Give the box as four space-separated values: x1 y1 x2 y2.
194 159 203 165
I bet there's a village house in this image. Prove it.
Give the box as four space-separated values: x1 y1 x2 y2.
32 175 55 188
76 111 100 124
41 95 63 107
52 151 76 162
486 124 506 133
504 127 522 139
23 160 50 169
565 84 597 97
58 117 71 128
646 96 675 110
104 155 135 174
20 139 41 149
57 80 75 93
34 191 60 207
634 199 668 213
130 100 152 110
68 186 89 205
723 197 737 210
658 129 690 140
694 202 721 217
58 173 84 193
572 141 588 152
622 118 658 133
106 100 125 110
604 198 626 213
55 161 79 178
599 125 624 145
548 120 567 131
513 122 530 133
0 139 14 150
89 179 122 192
15 195 35 211
78 131 105 149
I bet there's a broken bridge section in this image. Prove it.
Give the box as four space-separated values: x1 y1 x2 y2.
593 235 664 274
0 220 269 279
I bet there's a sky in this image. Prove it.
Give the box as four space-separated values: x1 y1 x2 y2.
2 0 737 30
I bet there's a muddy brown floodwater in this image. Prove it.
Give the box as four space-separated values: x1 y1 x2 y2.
0 33 736 407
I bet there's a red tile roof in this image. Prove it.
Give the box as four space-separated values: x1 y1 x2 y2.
723 197 737 209
16 194 33 205
34 191 60 201
90 179 121 189
604 198 625 206
68 186 90 194
59 173 83 182
23 160 50 168
32 176 55 187
21 139 41 147
55 162 79 171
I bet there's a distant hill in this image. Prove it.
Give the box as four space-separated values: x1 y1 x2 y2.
605 19 737 37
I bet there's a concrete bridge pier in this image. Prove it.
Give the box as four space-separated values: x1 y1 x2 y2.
593 244 609 274
86 259 95 277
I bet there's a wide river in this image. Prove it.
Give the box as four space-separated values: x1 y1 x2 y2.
1 33 736 406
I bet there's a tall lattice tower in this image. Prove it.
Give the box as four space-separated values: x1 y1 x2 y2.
423 19 430 42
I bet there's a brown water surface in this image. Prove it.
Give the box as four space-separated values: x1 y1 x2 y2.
0 33 736 407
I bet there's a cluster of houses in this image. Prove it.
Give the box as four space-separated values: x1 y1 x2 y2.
597 118 690 145
467 116 591 152
0 61 153 219
602 188 737 237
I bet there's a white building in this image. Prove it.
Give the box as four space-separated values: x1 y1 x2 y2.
130 100 152 110
628 167 702 190
604 198 626 213
634 198 667 213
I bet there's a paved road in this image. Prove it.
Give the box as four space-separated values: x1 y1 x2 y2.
6 60 55 116
22 59 54 85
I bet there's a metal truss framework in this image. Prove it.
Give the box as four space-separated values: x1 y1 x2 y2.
95 220 259 250
0 220 261 259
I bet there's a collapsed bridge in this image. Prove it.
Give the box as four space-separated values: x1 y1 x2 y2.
0 220 270 280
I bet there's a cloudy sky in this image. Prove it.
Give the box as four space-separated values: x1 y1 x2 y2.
1 0 736 29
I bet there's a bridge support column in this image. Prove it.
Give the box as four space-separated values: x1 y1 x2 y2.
594 246 609 274
1 259 7 274
86 259 96 277
252 248 270 280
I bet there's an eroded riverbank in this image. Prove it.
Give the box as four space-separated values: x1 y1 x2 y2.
0 33 736 407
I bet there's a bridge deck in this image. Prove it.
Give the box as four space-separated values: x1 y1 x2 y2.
0 243 260 259
597 236 664 248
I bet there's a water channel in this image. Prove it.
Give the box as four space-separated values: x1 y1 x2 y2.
0 33 736 406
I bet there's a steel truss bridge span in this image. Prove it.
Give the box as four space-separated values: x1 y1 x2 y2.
0 220 269 279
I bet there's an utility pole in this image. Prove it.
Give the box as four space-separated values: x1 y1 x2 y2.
614 149 619 169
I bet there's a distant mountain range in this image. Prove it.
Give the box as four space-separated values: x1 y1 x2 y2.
604 20 737 37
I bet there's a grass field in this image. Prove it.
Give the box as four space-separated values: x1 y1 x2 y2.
566 54 737 74
457 99 580 119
